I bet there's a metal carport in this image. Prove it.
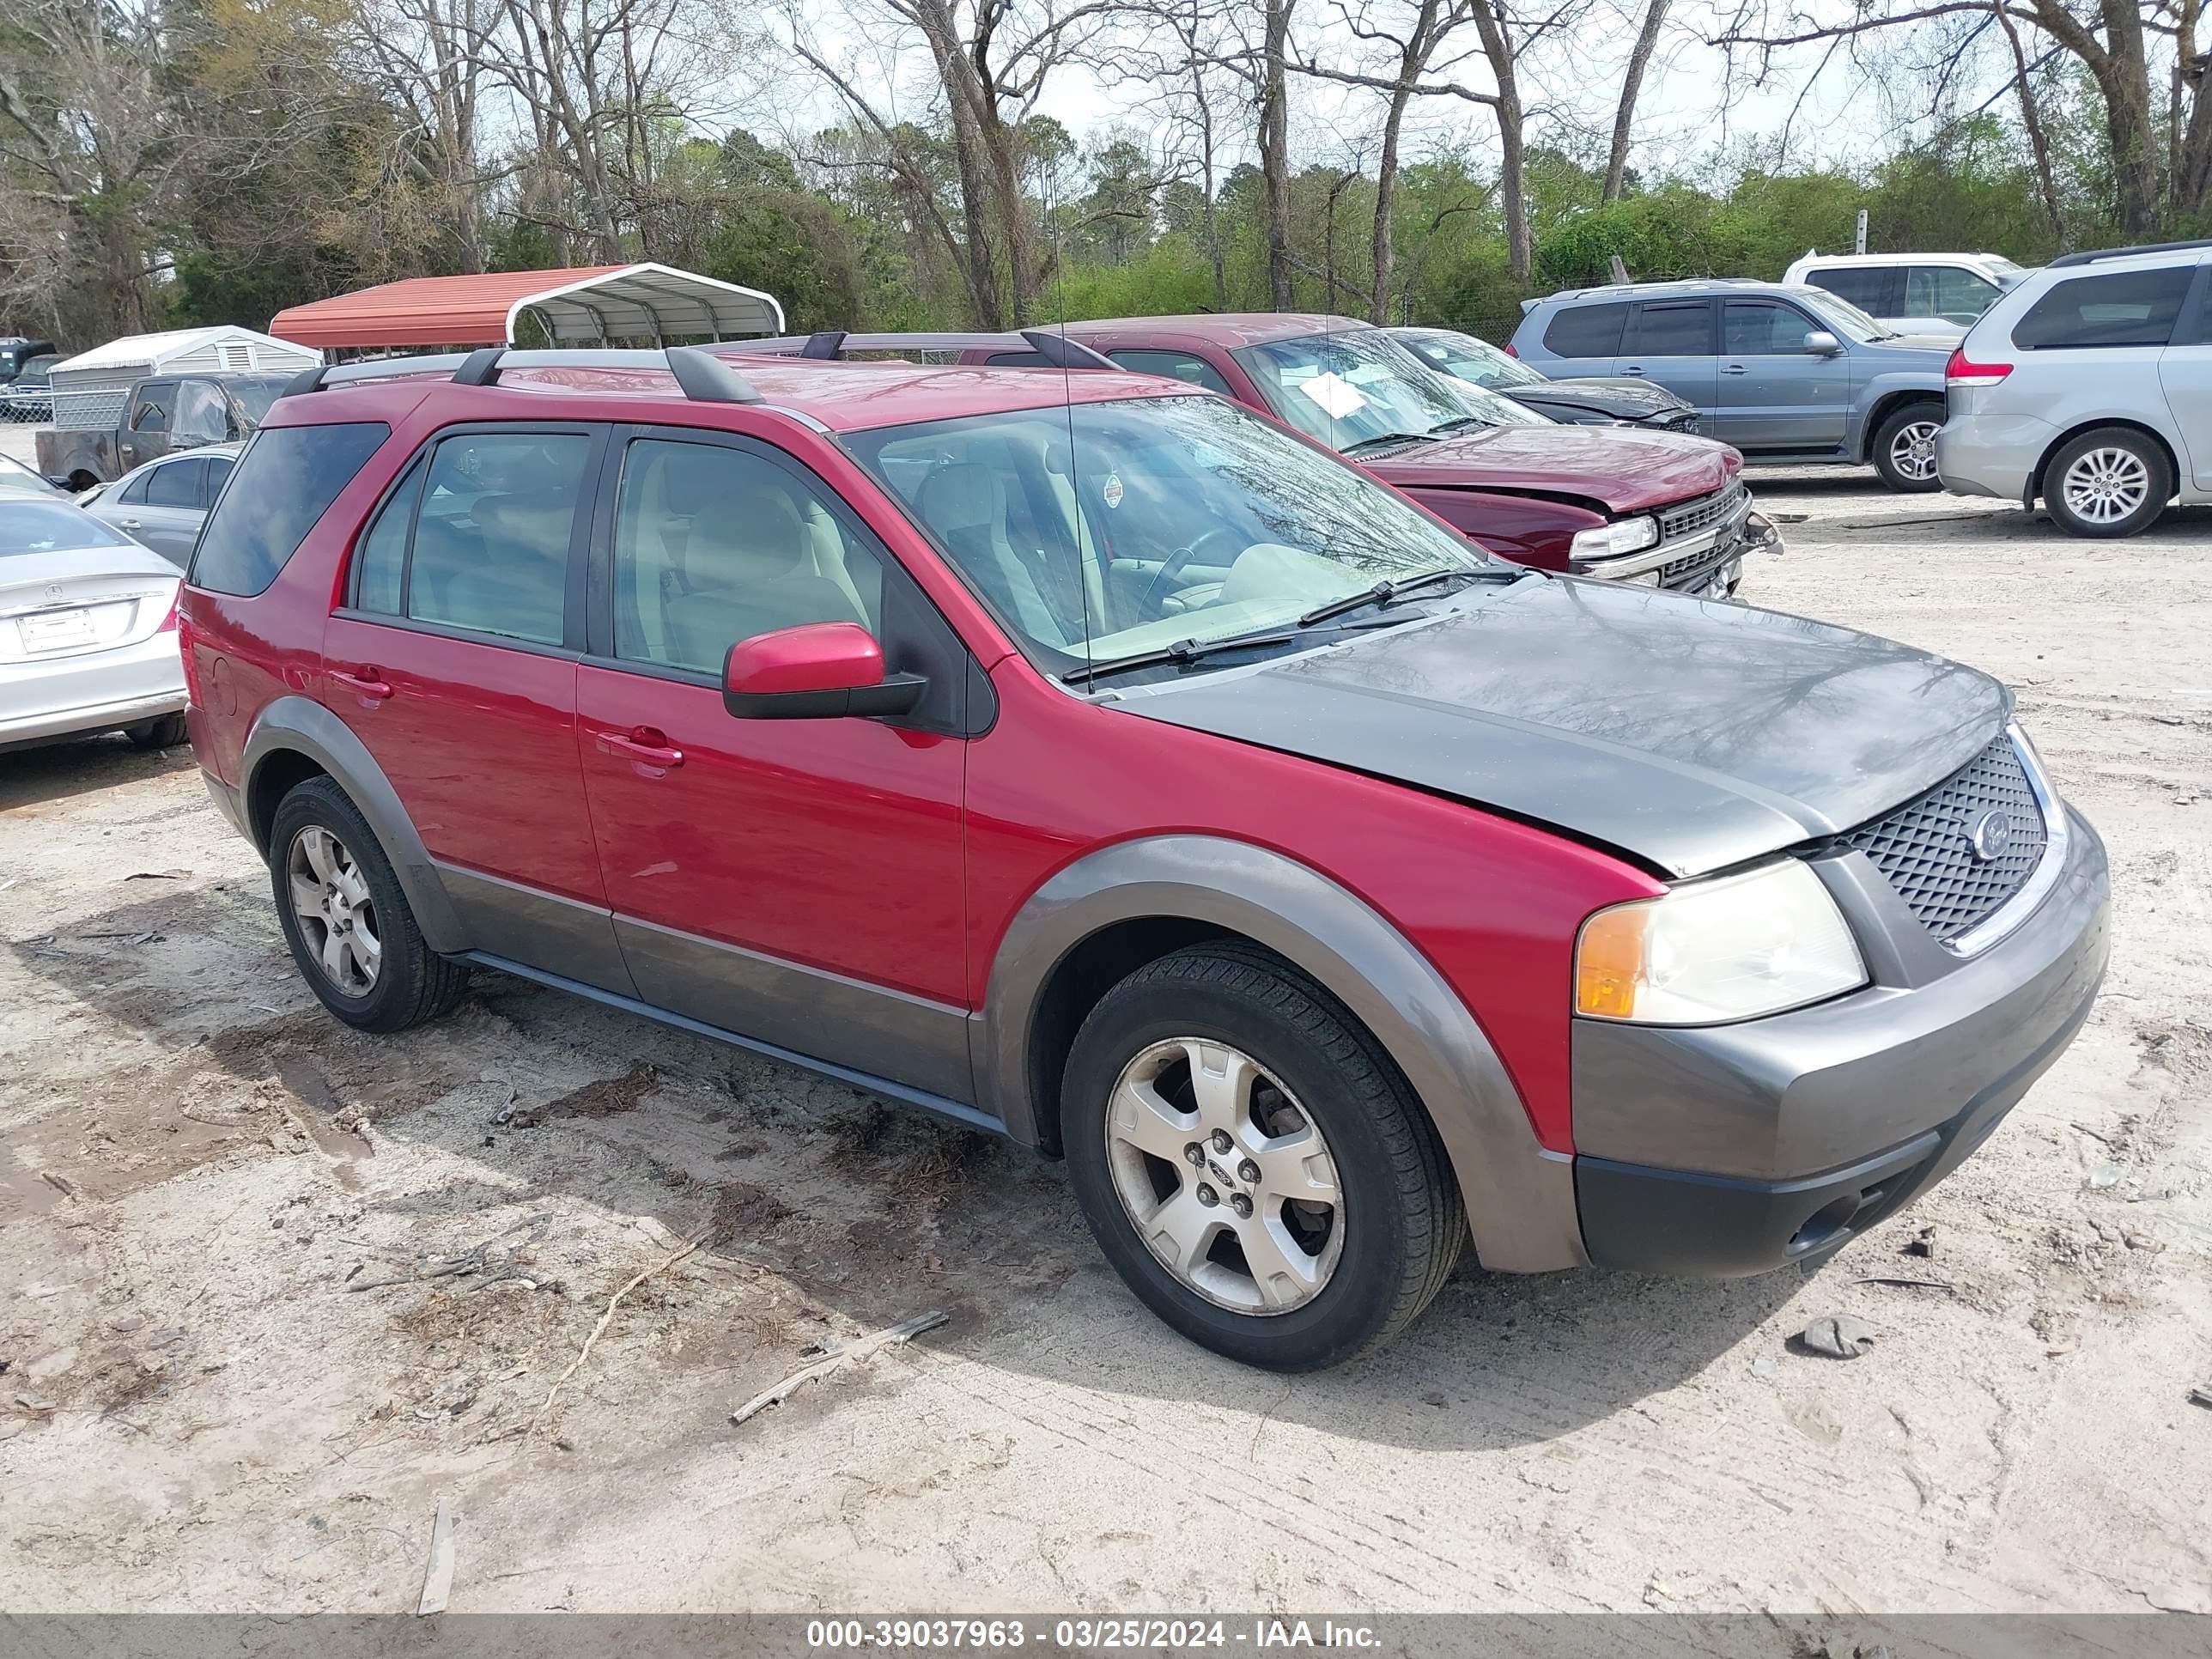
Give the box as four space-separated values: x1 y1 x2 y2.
269 264 783 355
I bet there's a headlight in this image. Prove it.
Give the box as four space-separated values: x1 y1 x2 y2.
1575 860 1867 1024
1569 515 1658 561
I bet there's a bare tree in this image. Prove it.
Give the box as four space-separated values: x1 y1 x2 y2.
1604 0 1668 200
1716 0 2209 236
344 0 497 270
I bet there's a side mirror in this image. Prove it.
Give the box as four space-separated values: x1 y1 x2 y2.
721 621 927 720
1803 331 1843 356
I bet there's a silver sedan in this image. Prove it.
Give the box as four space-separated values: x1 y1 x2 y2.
79 442 240 568
1 498 188 751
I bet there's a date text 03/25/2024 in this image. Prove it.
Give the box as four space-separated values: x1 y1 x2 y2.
805 1619 1382 1650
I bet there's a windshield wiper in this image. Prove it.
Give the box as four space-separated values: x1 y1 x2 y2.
1429 415 1494 435
1297 566 1498 627
1063 628 1301 687
1340 430 1440 456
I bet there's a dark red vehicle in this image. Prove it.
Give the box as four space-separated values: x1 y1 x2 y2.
767 316 1772 597
184 343 2105 1371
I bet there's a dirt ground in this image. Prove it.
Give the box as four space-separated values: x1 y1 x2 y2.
2 458 2209 1619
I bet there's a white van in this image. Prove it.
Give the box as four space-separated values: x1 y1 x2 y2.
1784 252 2030 338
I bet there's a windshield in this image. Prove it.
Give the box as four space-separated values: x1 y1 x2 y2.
1793 288 1891 342
1231 327 1545 450
228 376 292 426
1 501 136 555
845 393 1494 672
1402 329 1550 391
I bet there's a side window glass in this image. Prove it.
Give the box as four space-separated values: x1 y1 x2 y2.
1541 302 1628 358
1808 267 1889 313
1723 302 1812 355
118 469 153 505
203 456 235 507
1105 349 1236 396
131 390 173 432
612 439 884 675
173 381 228 442
146 458 204 508
351 459 424 615
1626 301 1714 356
2014 267 2195 349
405 432 588 645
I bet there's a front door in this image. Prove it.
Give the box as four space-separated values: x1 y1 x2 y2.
1614 300 1720 428
111 455 207 567
1717 299 1851 454
574 428 974 1102
323 422 633 992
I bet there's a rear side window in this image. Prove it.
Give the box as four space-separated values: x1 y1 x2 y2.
1541 302 1627 358
349 459 424 616
1806 266 1897 314
404 432 587 646
2014 267 2195 349
204 455 234 502
147 457 205 508
190 422 390 597
1626 301 1716 356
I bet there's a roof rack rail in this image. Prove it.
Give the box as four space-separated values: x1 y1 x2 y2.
276 345 764 404
740 327 1116 371
2047 237 2212 269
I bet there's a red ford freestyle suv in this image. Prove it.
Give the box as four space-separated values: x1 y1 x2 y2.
182 342 2107 1371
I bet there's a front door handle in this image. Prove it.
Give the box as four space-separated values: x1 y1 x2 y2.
594 727 684 769
1620 364 1644 376
1721 363 1748 376
119 517 142 529
331 665 392 701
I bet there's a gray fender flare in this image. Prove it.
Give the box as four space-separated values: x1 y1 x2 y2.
240 696 467 953
976 835 1587 1273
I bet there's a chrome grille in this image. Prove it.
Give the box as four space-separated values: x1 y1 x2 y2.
1657 482 1748 542
1843 736 2049 945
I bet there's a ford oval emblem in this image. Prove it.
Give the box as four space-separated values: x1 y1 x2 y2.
1966 809 2013 862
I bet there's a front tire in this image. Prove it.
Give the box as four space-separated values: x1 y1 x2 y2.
2043 427 2171 538
1871 401 1945 493
1061 944 1463 1371
268 775 468 1032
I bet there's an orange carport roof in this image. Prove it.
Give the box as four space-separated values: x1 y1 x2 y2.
269 264 783 350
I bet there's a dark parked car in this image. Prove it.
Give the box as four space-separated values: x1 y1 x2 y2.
762 316 1771 600
1 347 58 422
1389 325 1698 430
184 344 2108 1371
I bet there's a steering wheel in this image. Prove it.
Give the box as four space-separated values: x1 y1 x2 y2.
1135 526 1246 619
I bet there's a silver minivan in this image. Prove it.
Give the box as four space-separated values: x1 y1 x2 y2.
1935 240 2210 538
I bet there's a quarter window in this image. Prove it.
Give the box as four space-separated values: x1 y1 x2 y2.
2014 267 2195 349
1541 302 1628 359
190 421 391 597
611 439 884 674
404 432 587 646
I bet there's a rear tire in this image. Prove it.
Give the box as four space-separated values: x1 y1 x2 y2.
1060 943 1463 1371
1871 400 1944 493
268 775 468 1032
125 714 187 750
2042 427 2171 539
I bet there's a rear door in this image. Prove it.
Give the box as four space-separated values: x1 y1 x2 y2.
2160 258 2212 491
114 456 210 566
325 421 634 992
1717 298 1850 453
1615 299 1719 425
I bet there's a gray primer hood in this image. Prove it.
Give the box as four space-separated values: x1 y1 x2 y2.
1115 577 2009 879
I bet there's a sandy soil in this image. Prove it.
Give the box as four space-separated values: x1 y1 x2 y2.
1 466 2208 1618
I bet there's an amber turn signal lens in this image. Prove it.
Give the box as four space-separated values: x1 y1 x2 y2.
1575 902 1650 1018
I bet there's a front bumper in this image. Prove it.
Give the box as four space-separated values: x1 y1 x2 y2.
1570 805 2110 1276
1575 497 1778 600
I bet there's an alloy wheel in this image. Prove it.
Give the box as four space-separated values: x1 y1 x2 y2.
1889 419 1940 483
2060 447 2151 526
1103 1037 1344 1315
287 824 381 995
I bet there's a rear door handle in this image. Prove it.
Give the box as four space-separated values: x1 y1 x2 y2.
331 666 392 701
1722 364 1748 376
594 727 684 769
1620 365 1644 376
119 518 142 529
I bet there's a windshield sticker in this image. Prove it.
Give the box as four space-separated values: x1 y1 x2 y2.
1101 471 1124 509
1298 371 1368 420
